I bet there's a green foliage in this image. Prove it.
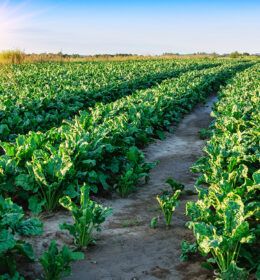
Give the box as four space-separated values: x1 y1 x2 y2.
0 56 257 279
221 261 249 280
0 60 205 142
150 216 159 228
186 64 260 278
156 190 181 227
118 146 157 197
198 128 212 139
0 272 24 280
38 241 84 280
180 241 197 261
151 179 185 227
0 196 42 278
0 61 253 213
153 178 185 227
0 125 10 140
188 194 255 273
230 51 240 58
59 185 113 248
165 178 185 192
256 265 260 279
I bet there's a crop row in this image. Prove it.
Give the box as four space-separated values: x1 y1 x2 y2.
187 63 259 279
0 60 220 142
0 62 251 213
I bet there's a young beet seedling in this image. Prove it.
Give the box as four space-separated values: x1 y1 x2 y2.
59 184 113 248
156 190 181 227
151 179 184 228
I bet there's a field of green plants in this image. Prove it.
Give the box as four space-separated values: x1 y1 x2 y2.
0 60 218 142
0 59 259 280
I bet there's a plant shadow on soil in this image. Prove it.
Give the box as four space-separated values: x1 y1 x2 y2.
21 95 218 280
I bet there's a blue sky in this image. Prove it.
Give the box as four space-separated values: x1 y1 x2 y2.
0 0 259 54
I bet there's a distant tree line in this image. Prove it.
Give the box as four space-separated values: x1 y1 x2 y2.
163 51 254 58
0 49 258 64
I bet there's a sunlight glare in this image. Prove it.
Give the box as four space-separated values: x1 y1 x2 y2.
0 0 38 45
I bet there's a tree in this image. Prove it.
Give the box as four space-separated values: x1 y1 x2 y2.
230 51 240 58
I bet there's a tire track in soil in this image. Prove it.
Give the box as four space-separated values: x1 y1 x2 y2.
22 95 217 280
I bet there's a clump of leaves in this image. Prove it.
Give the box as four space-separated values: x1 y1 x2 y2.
0 196 42 278
187 193 255 279
180 241 197 261
117 146 157 198
0 271 24 279
38 241 84 280
59 184 113 248
150 216 159 228
219 261 249 280
198 129 212 140
165 178 184 192
156 190 181 227
151 179 184 228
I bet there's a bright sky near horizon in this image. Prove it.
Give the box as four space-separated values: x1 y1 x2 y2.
0 0 259 55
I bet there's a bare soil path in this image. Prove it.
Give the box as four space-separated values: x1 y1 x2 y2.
24 95 217 280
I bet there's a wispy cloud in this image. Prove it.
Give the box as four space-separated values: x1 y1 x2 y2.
2 1 48 25
0 0 49 46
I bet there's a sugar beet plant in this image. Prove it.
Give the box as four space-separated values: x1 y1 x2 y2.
0 196 43 279
0 61 252 213
117 146 158 197
151 179 184 227
186 64 260 279
157 189 181 227
38 241 84 280
59 185 113 248
180 241 198 261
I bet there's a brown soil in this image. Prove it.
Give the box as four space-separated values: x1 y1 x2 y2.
21 95 218 280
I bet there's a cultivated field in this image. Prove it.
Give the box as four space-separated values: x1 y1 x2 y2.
0 59 259 280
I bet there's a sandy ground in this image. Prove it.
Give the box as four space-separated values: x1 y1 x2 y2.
21 95 218 280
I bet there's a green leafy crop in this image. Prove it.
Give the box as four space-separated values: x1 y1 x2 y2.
198 128 212 139
0 61 251 213
0 60 209 142
59 185 113 248
165 178 185 192
0 196 42 278
38 241 84 280
156 190 181 227
180 241 197 261
186 63 260 279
